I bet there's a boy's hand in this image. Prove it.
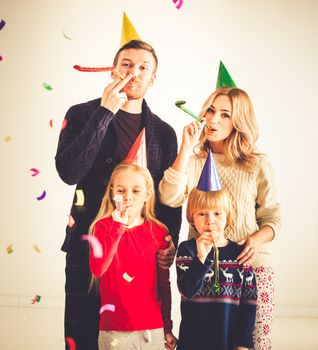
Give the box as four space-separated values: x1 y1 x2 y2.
165 332 178 350
196 231 214 264
156 235 176 269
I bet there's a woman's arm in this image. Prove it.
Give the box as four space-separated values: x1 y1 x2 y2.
159 120 205 207
237 156 281 265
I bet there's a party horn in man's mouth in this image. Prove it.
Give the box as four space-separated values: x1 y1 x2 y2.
175 100 209 128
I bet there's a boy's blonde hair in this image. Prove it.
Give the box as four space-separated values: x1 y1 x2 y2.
197 87 260 172
186 188 232 228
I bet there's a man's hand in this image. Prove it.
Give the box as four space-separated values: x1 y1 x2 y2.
165 332 178 350
156 235 176 269
100 73 133 114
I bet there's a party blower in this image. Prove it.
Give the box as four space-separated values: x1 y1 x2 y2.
175 100 209 128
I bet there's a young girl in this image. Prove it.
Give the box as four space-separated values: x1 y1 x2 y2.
159 87 281 349
176 187 257 350
89 162 176 350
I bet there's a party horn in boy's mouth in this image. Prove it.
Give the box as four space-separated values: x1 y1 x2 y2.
175 100 209 128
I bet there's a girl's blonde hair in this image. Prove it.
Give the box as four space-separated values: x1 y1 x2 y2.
88 162 167 292
197 87 260 171
186 188 232 228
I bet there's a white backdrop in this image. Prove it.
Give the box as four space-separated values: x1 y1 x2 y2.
1 0 318 324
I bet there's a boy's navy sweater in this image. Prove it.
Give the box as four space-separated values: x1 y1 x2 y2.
176 239 257 350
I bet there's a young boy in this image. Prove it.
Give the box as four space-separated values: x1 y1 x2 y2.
176 151 257 350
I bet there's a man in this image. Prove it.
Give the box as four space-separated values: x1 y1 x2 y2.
55 40 181 350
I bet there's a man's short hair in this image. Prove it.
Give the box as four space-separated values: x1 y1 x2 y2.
113 40 158 73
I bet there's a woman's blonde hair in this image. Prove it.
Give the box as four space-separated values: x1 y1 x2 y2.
186 188 232 228
88 162 167 292
197 87 260 171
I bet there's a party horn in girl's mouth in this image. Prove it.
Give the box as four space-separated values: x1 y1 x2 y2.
175 101 209 128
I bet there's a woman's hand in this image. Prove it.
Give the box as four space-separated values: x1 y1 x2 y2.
196 231 214 264
236 234 261 265
181 119 206 152
165 332 178 350
237 225 274 265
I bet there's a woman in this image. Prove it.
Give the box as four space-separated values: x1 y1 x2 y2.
159 87 281 349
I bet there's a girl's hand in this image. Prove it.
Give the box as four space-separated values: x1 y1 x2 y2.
181 119 205 152
196 231 214 263
164 332 178 350
111 196 129 225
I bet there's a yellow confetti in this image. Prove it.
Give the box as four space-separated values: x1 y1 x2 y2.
6 244 13 254
33 244 41 253
4 135 12 142
123 272 134 282
74 189 85 206
111 338 119 347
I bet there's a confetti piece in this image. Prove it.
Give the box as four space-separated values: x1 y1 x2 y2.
0 19 5 31
0 55 3 61
82 235 103 258
33 244 41 253
4 135 12 142
49 118 68 130
143 330 152 343
42 82 53 91
67 214 75 228
65 337 76 350
29 168 40 177
61 118 68 130
6 244 13 254
172 0 183 9
36 190 47 201
62 26 73 40
123 272 134 282
100 304 115 314
74 189 84 206
31 294 41 304
111 338 119 347
73 65 115 72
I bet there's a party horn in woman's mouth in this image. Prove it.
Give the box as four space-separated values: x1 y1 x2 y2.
175 101 209 128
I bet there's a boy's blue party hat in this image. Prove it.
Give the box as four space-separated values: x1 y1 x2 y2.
197 150 222 191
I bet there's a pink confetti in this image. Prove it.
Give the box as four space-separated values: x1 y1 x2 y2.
65 337 76 350
49 118 68 130
73 65 114 72
29 168 40 177
172 0 183 9
100 304 115 314
36 190 46 201
82 234 103 258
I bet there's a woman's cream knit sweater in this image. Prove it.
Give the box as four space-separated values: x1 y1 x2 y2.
159 153 281 267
